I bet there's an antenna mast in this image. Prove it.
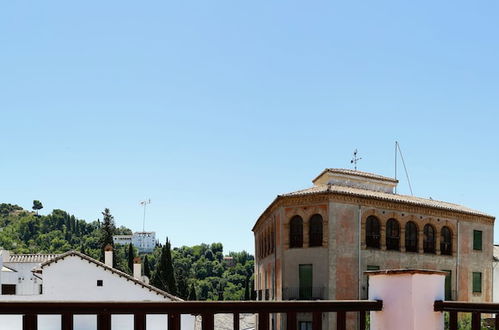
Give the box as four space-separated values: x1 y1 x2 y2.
140 199 151 232
351 149 362 170
394 141 413 196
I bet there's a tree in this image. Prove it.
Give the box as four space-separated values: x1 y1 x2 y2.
188 283 197 300
143 255 151 278
32 200 43 215
127 243 135 274
99 208 115 250
244 276 250 300
151 238 177 295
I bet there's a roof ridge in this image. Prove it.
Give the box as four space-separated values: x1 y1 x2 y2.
41 251 182 301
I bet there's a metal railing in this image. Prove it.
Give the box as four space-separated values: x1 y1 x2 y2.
434 300 499 330
0 300 383 330
282 287 326 300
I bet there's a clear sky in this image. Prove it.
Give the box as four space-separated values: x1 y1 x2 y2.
1 1 498 253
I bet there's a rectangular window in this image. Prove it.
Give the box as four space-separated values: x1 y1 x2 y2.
443 270 452 300
367 265 380 271
472 272 482 293
2 284 16 295
299 264 313 300
39 284 43 295
473 230 482 251
97 280 103 287
299 321 312 330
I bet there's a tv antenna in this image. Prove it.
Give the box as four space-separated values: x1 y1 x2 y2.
394 141 413 196
140 199 151 232
351 149 362 170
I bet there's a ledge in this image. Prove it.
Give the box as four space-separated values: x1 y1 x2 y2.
364 269 448 276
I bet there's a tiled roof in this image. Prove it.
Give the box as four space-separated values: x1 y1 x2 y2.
7 254 60 263
312 168 399 184
40 251 182 301
279 184 493 218
494 245 499 261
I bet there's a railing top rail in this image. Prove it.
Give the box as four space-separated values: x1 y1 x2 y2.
0 300 383 314
435 300 499 314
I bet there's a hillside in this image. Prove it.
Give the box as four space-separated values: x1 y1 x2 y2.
0 203 255 300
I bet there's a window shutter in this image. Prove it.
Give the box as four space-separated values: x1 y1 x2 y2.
472 272 482 293
473 230 483 251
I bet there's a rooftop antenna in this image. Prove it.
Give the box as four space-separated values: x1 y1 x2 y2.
139 199 151 232
351 149 362 170
394 141 413 196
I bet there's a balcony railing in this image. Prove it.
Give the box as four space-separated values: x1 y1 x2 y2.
282 287 326 300
434 300 499 330
0 300 383 330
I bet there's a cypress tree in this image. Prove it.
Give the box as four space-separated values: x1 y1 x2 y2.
244 276 250 300
127 243 135 274
151 237 177 295
100 208 115 249
188 283 197 300
143 255 151 278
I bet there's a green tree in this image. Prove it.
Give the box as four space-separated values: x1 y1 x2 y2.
32 200 43 215
127 243 135 274
99 208 115 250
144 255 151 278
188 283 197 300
151 238 177 295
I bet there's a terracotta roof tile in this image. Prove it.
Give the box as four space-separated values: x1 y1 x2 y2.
312 168 398 184
7 254 60 263
280 184 493 218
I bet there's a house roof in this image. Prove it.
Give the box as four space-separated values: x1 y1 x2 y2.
312 168 399 184
6 254 60 263
40 251 182 301
279 184 493 218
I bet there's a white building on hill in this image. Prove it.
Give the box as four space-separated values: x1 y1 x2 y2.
113 231 156 253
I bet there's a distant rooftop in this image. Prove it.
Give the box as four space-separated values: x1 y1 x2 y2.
5 253 60 263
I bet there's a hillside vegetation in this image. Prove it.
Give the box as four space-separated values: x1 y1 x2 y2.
0 203 255 300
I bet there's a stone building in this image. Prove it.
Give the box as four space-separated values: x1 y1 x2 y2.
253 168 494 329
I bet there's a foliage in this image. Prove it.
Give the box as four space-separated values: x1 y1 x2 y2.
0 203 255 301
32 200 43 215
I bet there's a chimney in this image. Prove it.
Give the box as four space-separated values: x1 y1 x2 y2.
133 257 142 280
1 250 10 263
104 244 113 267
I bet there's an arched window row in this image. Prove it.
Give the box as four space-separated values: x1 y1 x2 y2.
288 214 325 249
364 215 453 256
257 221 276 259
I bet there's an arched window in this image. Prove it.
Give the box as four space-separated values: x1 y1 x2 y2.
441 226 452 255
405 221 418 252
386 219 400 250
423 224 436 254
309 214 323 247
289 216 303 248
366 216 381 248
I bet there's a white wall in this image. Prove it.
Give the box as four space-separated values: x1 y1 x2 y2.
2 262 42 295
494 261 499 301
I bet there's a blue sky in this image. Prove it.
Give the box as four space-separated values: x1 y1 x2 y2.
1 1 498 253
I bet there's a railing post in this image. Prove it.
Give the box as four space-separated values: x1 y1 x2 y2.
97 313 111 330
312 312 322 330
134 312 146 330
259 312 269 330
336 311 346 330
233 312 240 330
449 312 457 330
367 269 446 330
61 313 74 330
168 313 181 330
23 314 37 330
471 312 480 330
286 312 297 330
359 311 366 330
202 313 214 330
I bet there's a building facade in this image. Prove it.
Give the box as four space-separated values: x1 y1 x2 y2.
253 168 494 329
113 231 157 253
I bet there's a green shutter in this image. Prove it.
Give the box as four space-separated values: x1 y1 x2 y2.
443 270 452 300
367 265 380 271
472 272 482 293
473 230 483 250
299 264 313 299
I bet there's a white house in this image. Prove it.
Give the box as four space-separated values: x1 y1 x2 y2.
0 250 57 296
113 231 157 253
493 245 499 301
0 247 178 302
